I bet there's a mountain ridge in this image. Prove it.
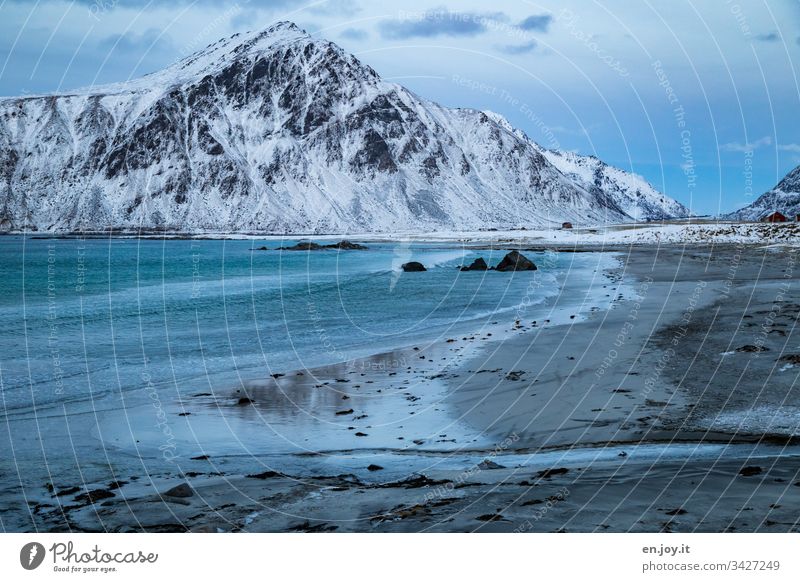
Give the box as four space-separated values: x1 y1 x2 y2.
725 165 800 221
0 21 691 233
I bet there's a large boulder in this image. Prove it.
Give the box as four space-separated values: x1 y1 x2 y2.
460 257 488 271
494 251 537 272
401 261 427 272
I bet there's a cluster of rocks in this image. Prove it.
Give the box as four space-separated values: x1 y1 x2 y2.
402 250 537 273
255 240 368 251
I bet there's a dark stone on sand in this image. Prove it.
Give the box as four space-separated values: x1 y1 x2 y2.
401 261 427 272
494 250 537 272
335 409 354 415
237 397 254 405
163 483 194 498
739 466 763 476
736 345 769 352
74 489 116 504
537 467 569 479
55 486 81 497
367 464 384 471
288 521 339 532
145 523 191 533
377 475 452 489
246 471 281 479
460 257 488 271
476 513 504 522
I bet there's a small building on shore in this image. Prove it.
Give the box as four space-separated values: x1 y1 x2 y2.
761 211 788 223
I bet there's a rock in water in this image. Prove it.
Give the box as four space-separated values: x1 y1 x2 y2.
460 257 488 271
401 261 427 272
494 251 537 272
277 242 324 251
277 240 367 251
327 240 368 250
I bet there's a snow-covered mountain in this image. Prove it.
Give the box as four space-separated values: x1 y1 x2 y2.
478 110 690 222
725 165 800 221
537 150 690 221
0 22 690 233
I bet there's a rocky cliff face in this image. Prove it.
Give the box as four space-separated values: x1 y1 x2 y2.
725 165 800 221
0 22 689 233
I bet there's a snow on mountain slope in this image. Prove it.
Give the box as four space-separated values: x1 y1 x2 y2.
0 22 689 233
725 165 800 221
481 110 690 221
540 150 691 221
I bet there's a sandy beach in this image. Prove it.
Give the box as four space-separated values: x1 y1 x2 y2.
5 242 800 533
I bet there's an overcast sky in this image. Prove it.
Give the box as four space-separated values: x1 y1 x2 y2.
1 0 799 215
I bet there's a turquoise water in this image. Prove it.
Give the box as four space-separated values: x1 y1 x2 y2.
0 236 589 413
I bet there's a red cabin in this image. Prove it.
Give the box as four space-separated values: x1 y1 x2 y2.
761 211 788 223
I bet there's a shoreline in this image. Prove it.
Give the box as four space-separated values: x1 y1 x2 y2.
4 220 799 249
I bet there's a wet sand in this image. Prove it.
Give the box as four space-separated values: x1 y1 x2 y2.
8 244 800 532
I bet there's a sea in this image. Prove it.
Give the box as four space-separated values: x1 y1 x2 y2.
0 236 602 414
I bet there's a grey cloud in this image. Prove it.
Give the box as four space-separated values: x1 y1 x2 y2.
720 136 772 153
308 0 361 17
97 28 174 53
497 40 537 55
340 27 368 41
755 32 780 42
518 14 552 32
379 8 507 40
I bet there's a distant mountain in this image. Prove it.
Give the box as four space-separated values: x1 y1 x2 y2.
725 165 800 221
0 22 690 233
537 149 690 221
